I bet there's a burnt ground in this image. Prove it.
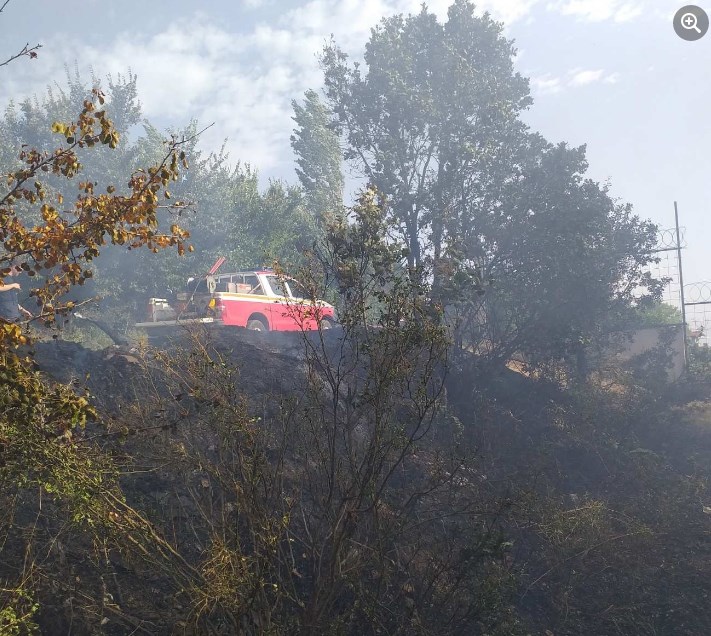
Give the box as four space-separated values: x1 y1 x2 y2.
11 330 711 635
30 328 312 409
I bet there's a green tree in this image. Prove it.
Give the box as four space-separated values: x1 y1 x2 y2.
291 89 344 221
0 68 143 188
452 136 661 371
321 0 661 374
229 179 319 269
631 301 683 327
321 0 531 270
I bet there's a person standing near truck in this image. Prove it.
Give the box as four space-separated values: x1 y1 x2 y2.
0 265 33 322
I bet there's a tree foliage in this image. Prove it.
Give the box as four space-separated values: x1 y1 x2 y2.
291 89 344 221
321 0 661 372
0 88 191 345
455 137 661 370
0 71 328 329
321 0 531 270
630 301 683 328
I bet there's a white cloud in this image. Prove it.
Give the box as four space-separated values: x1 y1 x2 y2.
476 0 542 24
530 68 621 94
0 0 608 182
0 14 319 173
287 0 422 50
568 68 604 85
568 68 620 86
651 8 676 22
531 73 564 94
547 0 645 22
613 3 643 22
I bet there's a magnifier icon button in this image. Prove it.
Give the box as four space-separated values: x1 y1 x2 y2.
674 5 709 40
681 12 702 33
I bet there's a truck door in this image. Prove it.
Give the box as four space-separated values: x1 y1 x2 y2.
285 279 317 330
264 275 299 331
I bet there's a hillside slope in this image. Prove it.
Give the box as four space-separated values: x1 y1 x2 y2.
5 331 711 635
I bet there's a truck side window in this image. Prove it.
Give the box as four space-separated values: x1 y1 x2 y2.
287 279 309 299
267 276 287 297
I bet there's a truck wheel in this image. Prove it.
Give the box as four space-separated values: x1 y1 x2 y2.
247 319 268 332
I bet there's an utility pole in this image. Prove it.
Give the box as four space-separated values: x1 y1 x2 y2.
674 202 688 372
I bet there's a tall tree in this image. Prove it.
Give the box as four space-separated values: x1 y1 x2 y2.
320 0 661 371
321 0 530 270
291 89 344 221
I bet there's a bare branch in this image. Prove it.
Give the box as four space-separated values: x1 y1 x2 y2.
177 121 214 145
1 2 42 66
0 42 42 68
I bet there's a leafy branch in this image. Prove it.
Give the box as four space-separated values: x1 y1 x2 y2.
0 89 196 343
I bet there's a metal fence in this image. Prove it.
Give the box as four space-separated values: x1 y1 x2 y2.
683 282 711 347
649 203 710 367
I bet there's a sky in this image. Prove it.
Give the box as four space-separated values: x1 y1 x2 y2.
0 0 709 293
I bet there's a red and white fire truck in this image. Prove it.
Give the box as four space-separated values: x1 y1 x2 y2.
137 267 335 333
